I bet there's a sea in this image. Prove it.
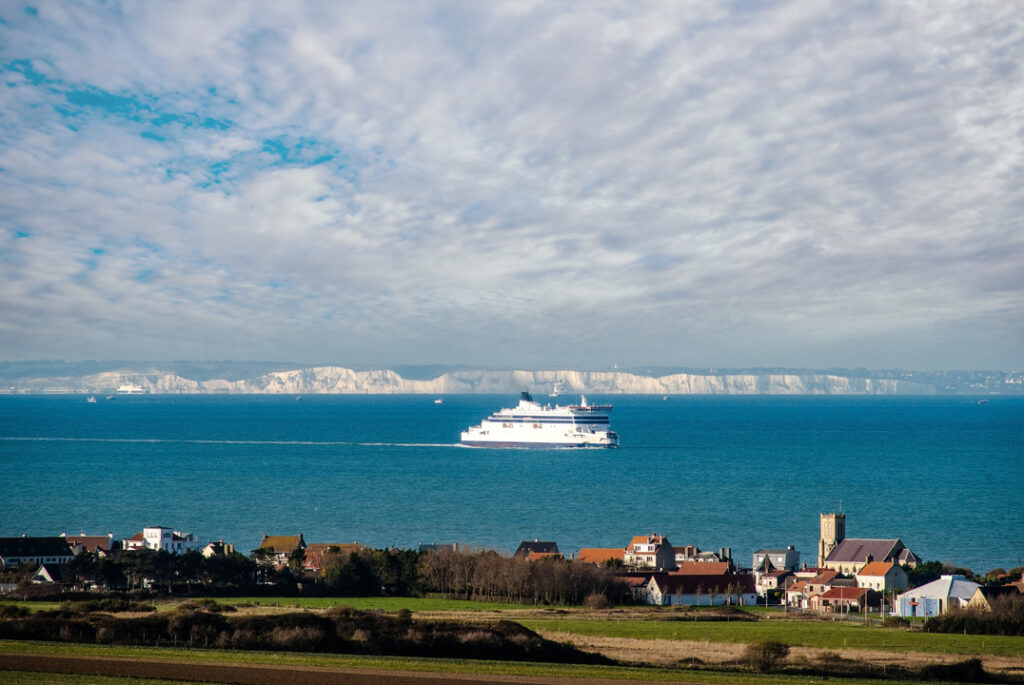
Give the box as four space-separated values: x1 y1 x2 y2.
1 394 1022 573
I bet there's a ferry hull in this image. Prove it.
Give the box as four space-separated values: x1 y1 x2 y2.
460 440 615 449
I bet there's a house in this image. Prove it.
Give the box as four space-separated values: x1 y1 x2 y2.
201 540 235 558
577 548 624 566
674 545 733 567
644 573 757 606
61 533 118 556
514 540 559 558
755 569 793 595
623 534 676 571
303 542 365 572
817 512 918 575
0 537 74 569
32 563 69 584
966 585 1023 612
256 533 306 566
123 526 201 555
856 561 908 591
787 569 839 608
753 546 800 572
894 575 980 617
813 586 881 613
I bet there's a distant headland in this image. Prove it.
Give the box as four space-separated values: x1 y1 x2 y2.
1 361 1020 395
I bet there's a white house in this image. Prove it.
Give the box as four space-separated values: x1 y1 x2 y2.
623 534 677 571
856 561 908 591
894 575 980 617
123 526 201 554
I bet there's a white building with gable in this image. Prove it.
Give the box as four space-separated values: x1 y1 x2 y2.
893 575 980 617
123 526 201 554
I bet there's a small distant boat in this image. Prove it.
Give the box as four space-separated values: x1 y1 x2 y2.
977 399 989 405
662 395 669 400
86 396 97 403
434 398 443 404
549 381 563 397
296 395 302 401
105 395 115 400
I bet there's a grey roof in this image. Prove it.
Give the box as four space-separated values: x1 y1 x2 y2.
514 540 560 557
0 537 74 559
825 538 901 564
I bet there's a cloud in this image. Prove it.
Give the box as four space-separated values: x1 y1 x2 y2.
0 1 1021 369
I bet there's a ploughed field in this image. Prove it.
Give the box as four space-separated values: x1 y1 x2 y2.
2 599 1024 684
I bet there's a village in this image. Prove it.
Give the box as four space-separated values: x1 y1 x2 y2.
1 512 1021 619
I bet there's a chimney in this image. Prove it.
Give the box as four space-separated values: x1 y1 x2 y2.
866 554 873 563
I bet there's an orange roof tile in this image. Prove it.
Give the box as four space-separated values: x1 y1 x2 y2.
578 548 624 564
857 561 896 577
672 562 731 575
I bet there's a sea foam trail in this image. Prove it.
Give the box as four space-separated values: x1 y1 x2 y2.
0 437 459 447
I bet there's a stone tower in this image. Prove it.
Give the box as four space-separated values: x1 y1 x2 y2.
818 512 846 567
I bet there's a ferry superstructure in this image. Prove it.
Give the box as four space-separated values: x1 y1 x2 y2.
460 392 618 448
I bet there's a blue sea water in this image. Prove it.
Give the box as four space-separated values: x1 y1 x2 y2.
1 394 1021 573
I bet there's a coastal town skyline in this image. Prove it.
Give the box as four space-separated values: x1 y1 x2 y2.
2 3 1022 372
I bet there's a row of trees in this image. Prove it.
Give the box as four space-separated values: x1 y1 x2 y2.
46 546 626 605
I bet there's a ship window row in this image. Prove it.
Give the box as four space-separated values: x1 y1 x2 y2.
488 416 609 424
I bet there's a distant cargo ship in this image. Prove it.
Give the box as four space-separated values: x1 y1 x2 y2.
460 392 618 448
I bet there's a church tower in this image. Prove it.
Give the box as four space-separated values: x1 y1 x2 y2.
818 512 846 567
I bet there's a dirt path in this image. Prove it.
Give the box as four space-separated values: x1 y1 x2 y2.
0 652 731 685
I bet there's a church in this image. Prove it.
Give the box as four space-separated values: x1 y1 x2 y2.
818 513 920 575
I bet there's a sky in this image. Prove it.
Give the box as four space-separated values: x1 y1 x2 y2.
1 2 1022 371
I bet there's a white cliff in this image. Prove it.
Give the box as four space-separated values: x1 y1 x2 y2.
6 366 935 395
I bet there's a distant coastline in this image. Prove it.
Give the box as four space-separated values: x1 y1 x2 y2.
1 361 1021 395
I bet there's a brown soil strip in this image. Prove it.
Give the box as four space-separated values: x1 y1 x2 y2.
0 652 721 685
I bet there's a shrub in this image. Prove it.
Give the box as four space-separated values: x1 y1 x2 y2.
882 615 910 628
583 592 609 609
918 657 986 682
0 604 29 618
743 640 790 673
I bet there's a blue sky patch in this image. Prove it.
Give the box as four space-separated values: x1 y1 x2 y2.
262 135 337 166
141 130 165 142
66 89 152 121
3 59 51 85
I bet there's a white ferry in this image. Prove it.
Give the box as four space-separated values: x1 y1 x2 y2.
115 383 148 394
461 392 619 448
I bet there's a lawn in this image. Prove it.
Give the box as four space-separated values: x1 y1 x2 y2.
520 615 1024 657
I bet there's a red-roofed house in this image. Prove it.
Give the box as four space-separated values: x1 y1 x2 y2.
856 561 908 591
812 586 881 613
645 573 757 606
303 542 365 573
